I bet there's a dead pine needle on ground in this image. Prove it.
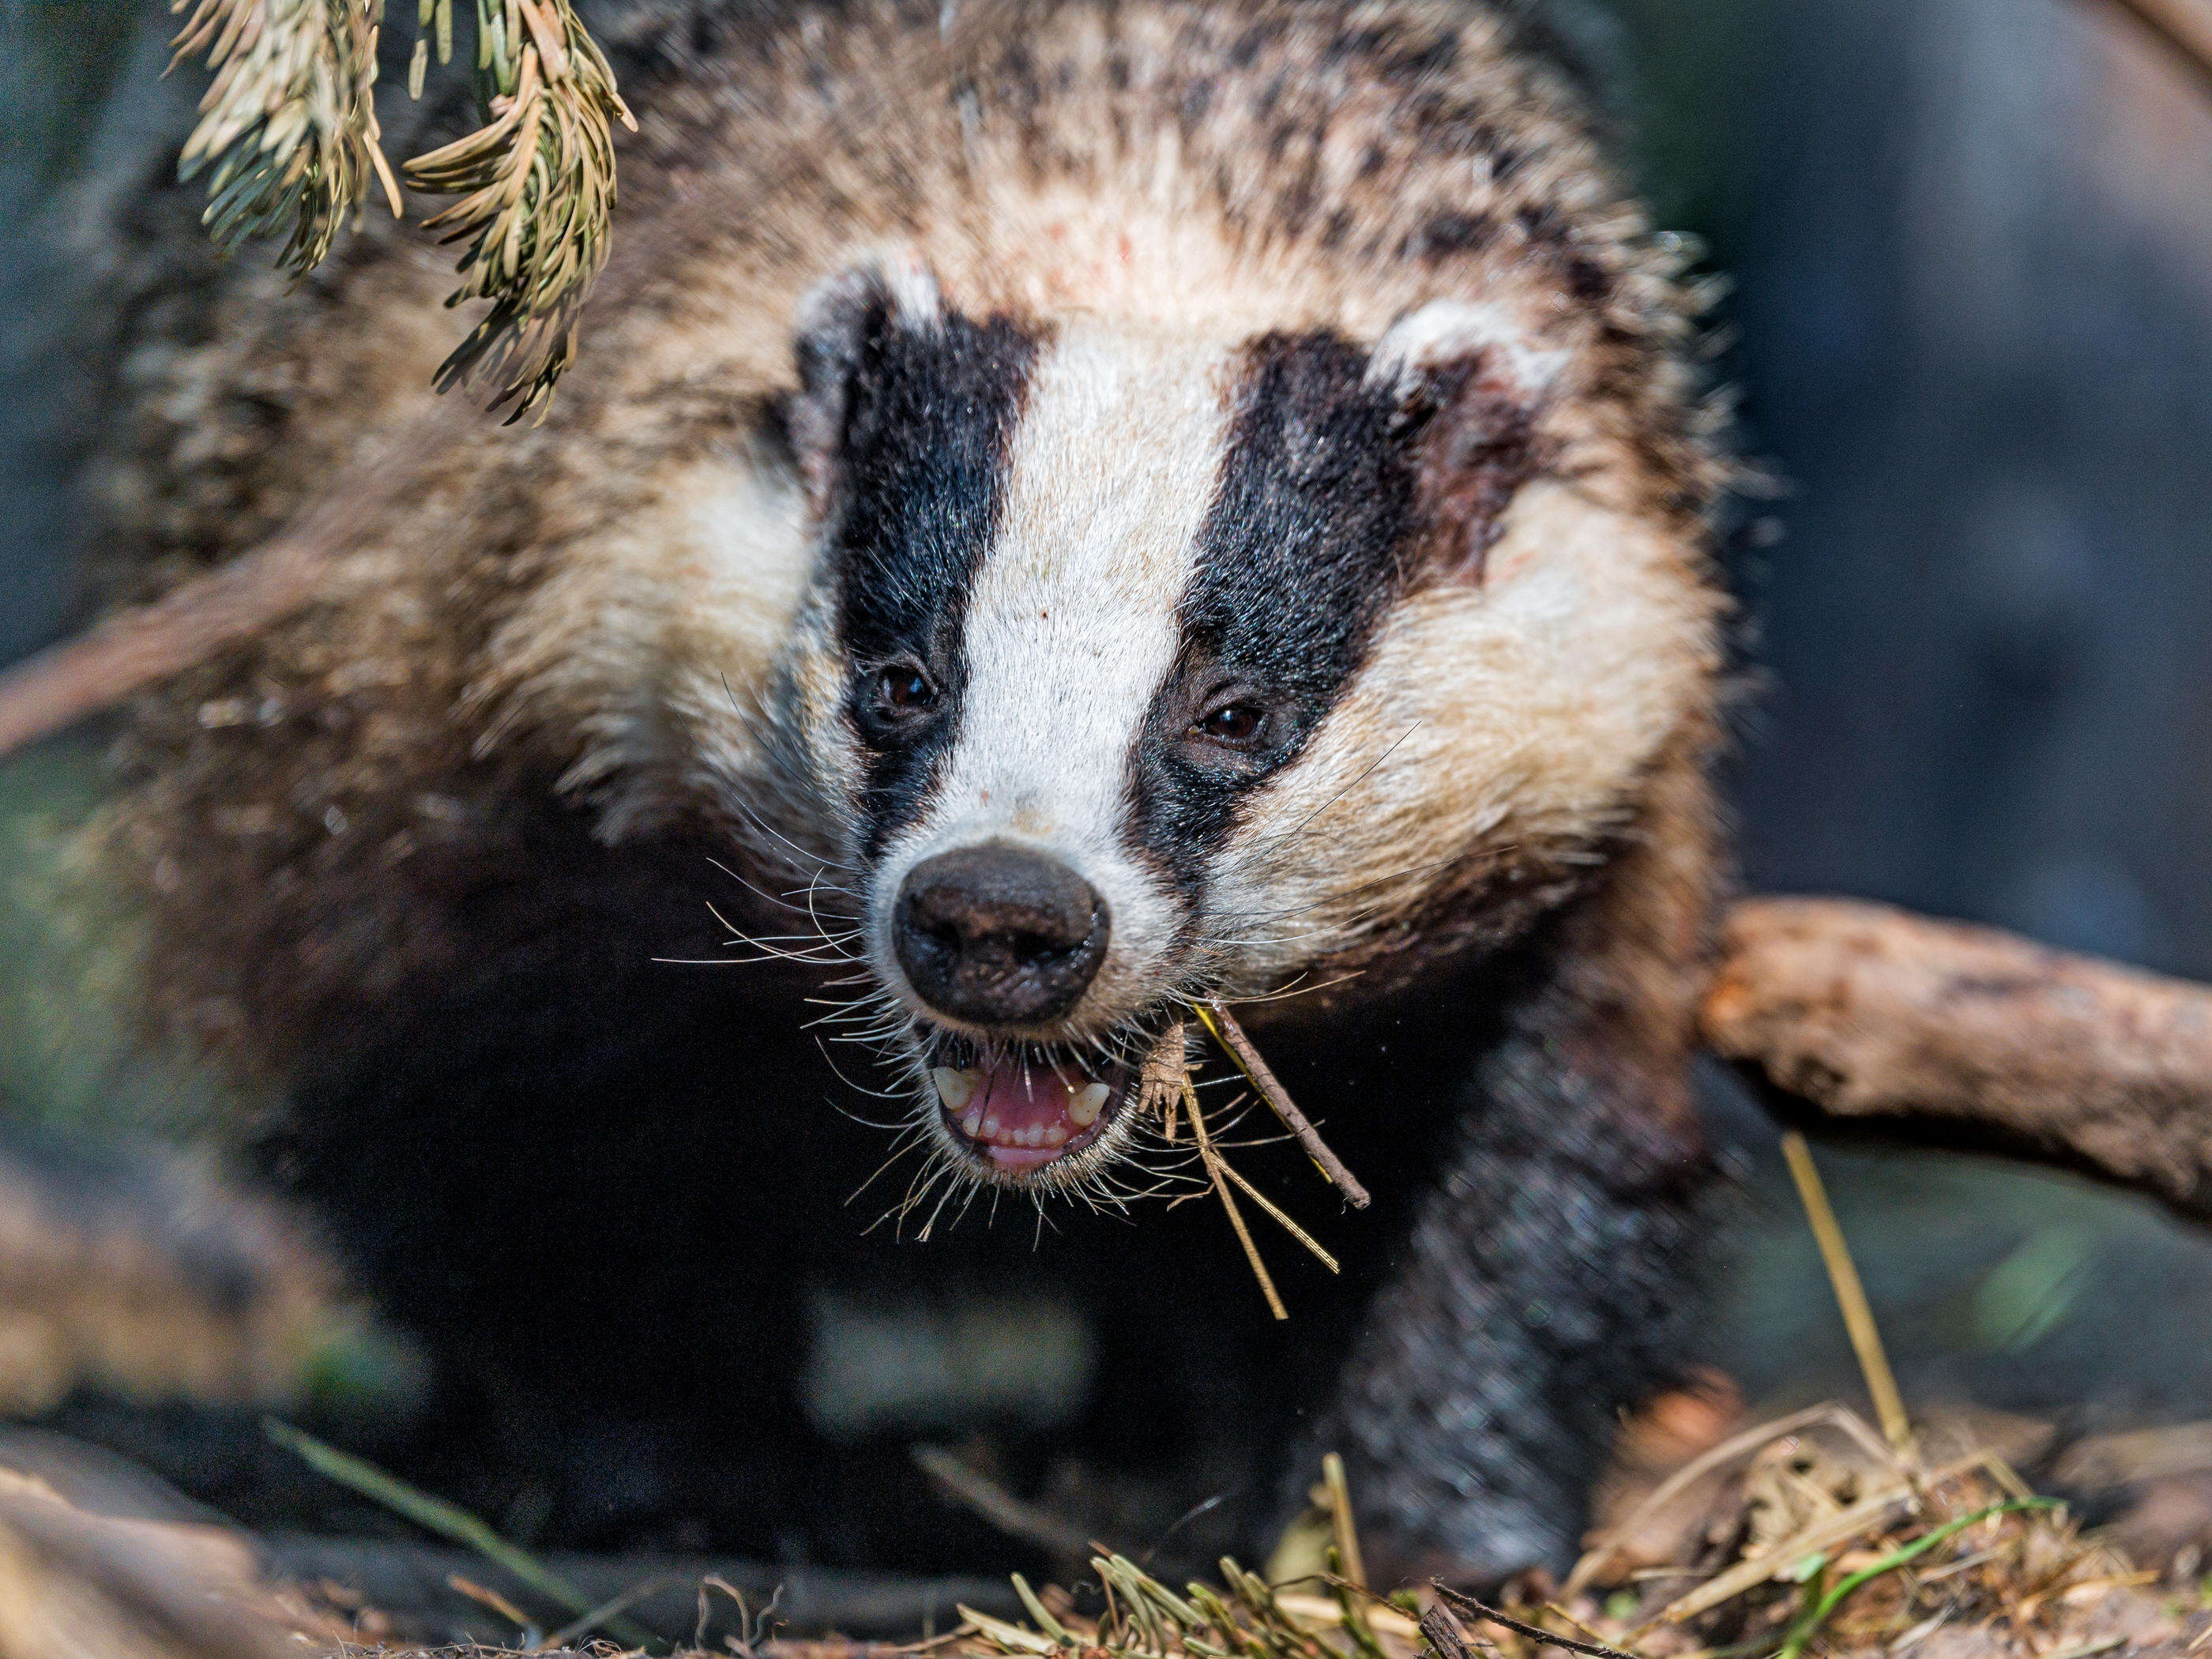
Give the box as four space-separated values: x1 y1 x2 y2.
916 1424 2206 1659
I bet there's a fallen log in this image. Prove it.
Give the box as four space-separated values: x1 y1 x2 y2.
1702 897 2212 1224
0 1466 314 1659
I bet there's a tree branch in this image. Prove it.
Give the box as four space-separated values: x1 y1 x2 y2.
0 540 348 757
1702 897 2212 1224
0 93 874 764
2086 0 2212 100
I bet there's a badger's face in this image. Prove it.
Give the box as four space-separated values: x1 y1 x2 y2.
759 261 1717 1197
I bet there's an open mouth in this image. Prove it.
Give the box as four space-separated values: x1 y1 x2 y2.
927 1038 1134 1172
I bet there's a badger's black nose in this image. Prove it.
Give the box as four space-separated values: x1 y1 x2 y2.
893 844 1109 1025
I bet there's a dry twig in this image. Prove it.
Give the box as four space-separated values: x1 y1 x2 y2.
1195 1001 1370 1210
0 411 467 758
1140 1024 1337 1280
1183 1078 1287 1322
1211 1158 1341 1275
910 1448 1100 1563
1430 1585 1635 1659
1420 1604 1481 1659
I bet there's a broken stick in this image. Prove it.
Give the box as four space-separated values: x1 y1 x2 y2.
1704 897 2212 1226
1183 1078 1288 1321
1195 999 1371 1209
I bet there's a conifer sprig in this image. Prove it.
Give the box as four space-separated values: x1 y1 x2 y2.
171 0 403 275
169 0 634 418
406 0 635 419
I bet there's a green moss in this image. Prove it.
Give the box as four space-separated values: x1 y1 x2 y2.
0 738 234 1144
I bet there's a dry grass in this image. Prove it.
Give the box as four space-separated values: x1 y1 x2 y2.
249 1405 2208 1658
849 1423 2202 1659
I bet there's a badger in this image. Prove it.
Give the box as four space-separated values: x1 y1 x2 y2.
70 0 1730 1586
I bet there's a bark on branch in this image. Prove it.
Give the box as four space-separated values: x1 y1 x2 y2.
2087 0 2212 99
1702 897 2212 1224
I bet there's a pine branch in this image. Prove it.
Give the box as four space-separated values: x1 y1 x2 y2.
405 0 637 420
170 0 402 273
169 0 635 419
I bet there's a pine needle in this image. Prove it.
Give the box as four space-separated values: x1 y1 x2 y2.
171 0 635 418
1211 1142 1340 1274
169 0 400 273
405 0 636 419
1149 1018 1337 1278
446 1574 533 1631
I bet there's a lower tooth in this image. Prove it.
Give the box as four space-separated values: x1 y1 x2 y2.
983 1115 1001 1137
1045 1125 1066 1146
962 1110 984 1135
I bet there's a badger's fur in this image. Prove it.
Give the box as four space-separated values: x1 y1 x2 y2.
83 0 1730 1582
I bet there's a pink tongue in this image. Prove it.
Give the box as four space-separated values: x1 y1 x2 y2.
970 1066 1079 1169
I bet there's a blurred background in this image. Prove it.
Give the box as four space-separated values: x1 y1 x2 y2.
1 0 2210 1567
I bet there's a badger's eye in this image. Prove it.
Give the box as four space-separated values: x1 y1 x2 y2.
1191 699 1267 747
875 663 938 717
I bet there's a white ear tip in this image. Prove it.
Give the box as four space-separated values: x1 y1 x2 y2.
796 250 944 337
878 253 944 329
1368 299 1567 395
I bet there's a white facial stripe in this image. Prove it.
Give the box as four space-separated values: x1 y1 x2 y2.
871 325 1236 1029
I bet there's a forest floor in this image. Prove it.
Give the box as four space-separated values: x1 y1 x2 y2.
4 1388 2212 1659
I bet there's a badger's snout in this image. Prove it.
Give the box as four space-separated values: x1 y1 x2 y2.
893 844 1109 1025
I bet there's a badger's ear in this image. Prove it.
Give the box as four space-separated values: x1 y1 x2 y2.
785 256 946 518
1370 299 1564 586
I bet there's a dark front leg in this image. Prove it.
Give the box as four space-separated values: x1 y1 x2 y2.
1312 1004 1710 1583
1299 757 1720 1586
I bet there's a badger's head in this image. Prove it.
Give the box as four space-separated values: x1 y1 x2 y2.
754 258 1719 1197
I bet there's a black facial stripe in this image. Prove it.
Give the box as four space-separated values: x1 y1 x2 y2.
1128 330 1424 888
820 308 1042 857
